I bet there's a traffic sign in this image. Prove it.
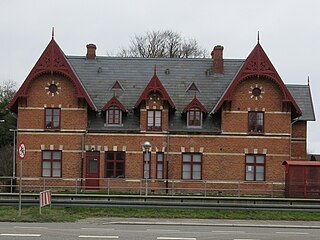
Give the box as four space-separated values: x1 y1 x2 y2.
18 142 26 159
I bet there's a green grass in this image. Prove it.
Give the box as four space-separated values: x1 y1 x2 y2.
1 206 320 222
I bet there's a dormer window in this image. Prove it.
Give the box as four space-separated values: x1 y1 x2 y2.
188 108 202 127
147 110 162 131
102 96 126 127
183 97 207 129
107 106 122 126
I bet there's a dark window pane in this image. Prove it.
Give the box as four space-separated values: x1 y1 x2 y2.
116 152 124 161
106 152 114 160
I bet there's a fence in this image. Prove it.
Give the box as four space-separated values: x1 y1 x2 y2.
0 176 285 197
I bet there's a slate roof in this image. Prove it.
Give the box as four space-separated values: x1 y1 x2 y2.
66 57 244 113
286 84 316 121
66 56 315 131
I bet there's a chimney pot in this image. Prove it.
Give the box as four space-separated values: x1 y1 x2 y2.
86 43 97 60
211 45 224 74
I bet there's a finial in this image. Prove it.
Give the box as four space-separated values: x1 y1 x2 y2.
308 76 310 86
257 31 260 43
154 64 157 75
52 27 55 40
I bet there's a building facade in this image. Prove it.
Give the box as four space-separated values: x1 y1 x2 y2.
8 35 315 195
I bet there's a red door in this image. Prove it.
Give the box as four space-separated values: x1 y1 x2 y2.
85 151 100 189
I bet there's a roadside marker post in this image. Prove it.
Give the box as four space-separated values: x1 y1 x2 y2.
40 190 52 214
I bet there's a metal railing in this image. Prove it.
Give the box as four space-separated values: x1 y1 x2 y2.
0 176 285 197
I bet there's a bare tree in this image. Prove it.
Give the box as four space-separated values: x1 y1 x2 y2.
119 30 207 58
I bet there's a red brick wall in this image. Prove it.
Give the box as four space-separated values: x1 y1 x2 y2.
15 71 307 193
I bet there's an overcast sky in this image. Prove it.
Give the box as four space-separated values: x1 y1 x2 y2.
1 0 319 153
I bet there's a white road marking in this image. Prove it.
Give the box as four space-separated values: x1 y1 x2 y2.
80 228 115 231
157 238 196 240
79 236 119 239
14 226 48 229
1 233 41 237
147 229 180 232
276 231 309 235
213 230 245 234
233 239 260 240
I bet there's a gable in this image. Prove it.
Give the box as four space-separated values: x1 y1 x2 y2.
8 37 96 112
212 42 302 118
134 68 175 109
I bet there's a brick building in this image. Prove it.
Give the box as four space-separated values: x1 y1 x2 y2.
8 35 315 194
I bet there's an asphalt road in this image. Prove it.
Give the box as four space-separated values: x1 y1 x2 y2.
0 218 320 239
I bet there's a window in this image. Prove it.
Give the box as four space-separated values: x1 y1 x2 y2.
107 107 122 126
188 108 202 127
45 108 60 129
245 155 265 181
249 111 264 133
156 153 164 179
147 110 161 131
182 153 202 180
105 151 125 178
143 152 151 179
42 151 62 177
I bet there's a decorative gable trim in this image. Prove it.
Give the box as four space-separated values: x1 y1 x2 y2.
8 37 96 112
102 96 126 112
134 69 175 109
183 97 207 113
212 42 301 117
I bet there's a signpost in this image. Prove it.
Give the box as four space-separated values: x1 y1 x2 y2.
17 142 26 217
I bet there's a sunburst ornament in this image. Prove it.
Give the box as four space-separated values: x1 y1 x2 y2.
249 84 264 100
45 81 61 96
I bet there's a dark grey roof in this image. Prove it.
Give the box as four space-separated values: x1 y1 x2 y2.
66 56 315 131
66 56 244 113
287 84 316 121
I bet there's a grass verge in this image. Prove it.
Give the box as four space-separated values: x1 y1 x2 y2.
1 206 320 222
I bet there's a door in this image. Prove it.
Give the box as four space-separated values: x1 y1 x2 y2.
85 151 100 189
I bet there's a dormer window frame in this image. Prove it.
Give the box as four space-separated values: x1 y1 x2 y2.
187 107 202 128
106 106 122 126
147 109 162 131
183 97 207 129
102 96 126 128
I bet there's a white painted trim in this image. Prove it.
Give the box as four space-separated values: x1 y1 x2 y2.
18 107 85 111
86 132 291 139
224 110 291 115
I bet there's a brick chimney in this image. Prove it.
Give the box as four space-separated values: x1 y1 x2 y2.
211 45 224 74
86 43 96 60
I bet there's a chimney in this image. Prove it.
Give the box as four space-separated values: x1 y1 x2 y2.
86 43 96 60
211 45 224 74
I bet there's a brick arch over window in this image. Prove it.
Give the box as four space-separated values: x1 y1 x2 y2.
212 42 301 118
8 38 95 112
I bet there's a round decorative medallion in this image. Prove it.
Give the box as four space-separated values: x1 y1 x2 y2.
249 84 264 100
45 81 61 96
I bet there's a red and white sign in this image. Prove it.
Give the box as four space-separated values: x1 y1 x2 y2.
40 190 52 207
18 142 26 159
